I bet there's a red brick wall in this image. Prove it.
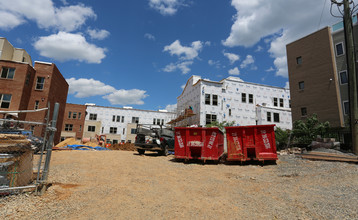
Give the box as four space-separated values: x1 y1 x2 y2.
62 103 87 139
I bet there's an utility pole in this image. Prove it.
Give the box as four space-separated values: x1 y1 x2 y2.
331 0 358 154
343 0 358 154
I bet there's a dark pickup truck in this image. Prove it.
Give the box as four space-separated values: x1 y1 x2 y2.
134 124 174 156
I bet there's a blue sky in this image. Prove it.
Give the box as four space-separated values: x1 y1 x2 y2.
0 0 345 111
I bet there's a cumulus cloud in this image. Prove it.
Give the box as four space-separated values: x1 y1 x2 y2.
228 67 240 75
266 66 275 72
34 32 107 63
165 104 177 112
240 55 254 68
66 78 116 98
149 0 188 16
163 40 203 60
222 0 340 78
103 89 148 105
144 33 156 40
255 45 263 52
0 0 96 31
67 78 148 105
223 52 240 64
87 28 110 40
163 61 193 74
284 81 290 89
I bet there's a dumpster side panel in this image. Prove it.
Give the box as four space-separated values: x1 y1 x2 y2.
202 128 223 161
255 125 278 160
226 127 246 161
174 128 187 159
187 128 205 159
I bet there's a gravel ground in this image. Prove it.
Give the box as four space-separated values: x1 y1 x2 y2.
0 151 357 219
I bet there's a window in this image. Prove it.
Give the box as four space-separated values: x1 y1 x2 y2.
273 98 278 107
335 42 344 56
34 100 39 110
102 127 104 133
110 127 117 134
339 70 348 85
65 124 73 131
222 88 226 93
289 99 291 108
116 115 120 122
206 114 217 125
25 73 30 85
248 94 253 104
121 116 124 123
132 117 139 123
112 115 116 122
273 113 280 123
72 112 77 119
88 126 95 132
89 113 97 120
1 67 15 79
267 112 272 122
242 93 246 103
78 112 82 119
113 140 118 145
35 77 45 90
343 101 349 115
212 95 218 106
205 94 211 105
79 125 82 132
153 118 156 125
296 56 302 65
123 128 125 135
0 94 11 108
299 81 304 90
229 109 232 116
301 107 307 117
161 119 164 125
131 128 137 134
68 111 72 119
280 98 284 107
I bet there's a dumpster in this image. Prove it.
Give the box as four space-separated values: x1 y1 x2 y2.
174 127 224 162
225 125 277 162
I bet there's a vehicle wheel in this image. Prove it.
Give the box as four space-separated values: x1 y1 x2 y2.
137 149 145 155
161 145 169 156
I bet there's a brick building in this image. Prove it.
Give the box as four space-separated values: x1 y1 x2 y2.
60 103 86 141
0 38 68 144
286 19 358 128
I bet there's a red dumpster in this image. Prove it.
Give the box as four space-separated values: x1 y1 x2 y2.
174 127 224 162
225 125 277 162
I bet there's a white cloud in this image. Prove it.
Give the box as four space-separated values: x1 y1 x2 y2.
163 61 193 74
0 0 96 31
228 67 240 75
208 60 221 69
144 33 156 40
87 28 110 40
103 89 148 105
66 78 116 98
204 41 211 46
240 55 254 68
67 77 148 105
223 52 240 64
163 40 203 60
266 66 275 72
165 104 177 112
181 84 186 89
284 81 290 89
222 0 340 78
255 45 263 52
34 32 107 63
149 0 187 16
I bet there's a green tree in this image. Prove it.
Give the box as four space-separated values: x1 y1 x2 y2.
275 127 291 150
292 114 330 145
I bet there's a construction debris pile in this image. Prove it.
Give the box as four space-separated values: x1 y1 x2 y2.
0 134 34 188
108 143 136 151
54 138 136 151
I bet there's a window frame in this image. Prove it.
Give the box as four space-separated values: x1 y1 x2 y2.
89 113 97 120
0 94 11 109
273 113 280 123
279 98 284 107
0 67 15 79
267 112 272 122
109 127 117 134
72 112 77 119
298 81 304 90
343 100 349 115
296 56 302 65
64 124 73 131
35 77 45 90
335 42 345 56
132 117 139 123
205 114 217 125
273 98 278 107
339 70 348 85
34 100 39 110
205 94 211 105
88 125 96 132
301 107 307 117
248 94 253 104
241 93 246 103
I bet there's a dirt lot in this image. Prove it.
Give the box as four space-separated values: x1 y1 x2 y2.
1 150 358 219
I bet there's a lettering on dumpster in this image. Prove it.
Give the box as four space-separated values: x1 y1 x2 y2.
188 141 204 147
260 130 271 149
232 132 241 151
207 132 217 149
176 131 185 148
